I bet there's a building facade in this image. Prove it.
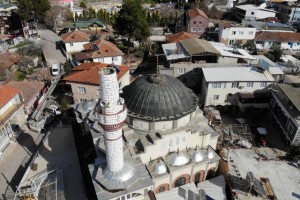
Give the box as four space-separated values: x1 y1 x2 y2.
0 85 25 153
201 67 275 107
273 3 300 23
235 5 277 22
255 31 300 51
187 8 209 37
61 31 90 53
219 21 256 46
63 63 130 104
269 84 300 146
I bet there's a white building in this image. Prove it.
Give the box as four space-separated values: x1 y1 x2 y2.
0 85 25 153
74 39 124 65
219 21 256 46
61 31 90 53
235 5 277 22
255 31 300 51
201 66 275 107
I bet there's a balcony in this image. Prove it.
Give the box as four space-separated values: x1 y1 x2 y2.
0 103 23 125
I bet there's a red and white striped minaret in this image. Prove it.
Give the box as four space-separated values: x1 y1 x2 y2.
96 67 127 172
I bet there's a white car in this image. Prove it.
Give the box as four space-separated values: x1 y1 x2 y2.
44 105 62 116
51 64 60 76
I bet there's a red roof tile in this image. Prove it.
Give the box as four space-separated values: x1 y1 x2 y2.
188 8 208 19
74 39 124 60
166 32 197 43
63 63 130 85
255 31 300 42
0 52 21 71
6 81 44 105
0 85 21 108
72 62 105 72
61 31 90 43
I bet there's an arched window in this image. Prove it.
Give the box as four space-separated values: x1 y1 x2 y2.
194 173 200 185
175 177 186 187
159 186 165 193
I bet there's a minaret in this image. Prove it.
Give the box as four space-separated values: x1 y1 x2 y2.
96 67 127 172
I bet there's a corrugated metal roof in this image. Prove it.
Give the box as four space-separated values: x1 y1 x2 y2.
268 67 284 75
179 38 220 56
202 67 275 82
210 42 255 60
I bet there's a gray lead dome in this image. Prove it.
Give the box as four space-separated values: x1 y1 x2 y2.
123 74 198 121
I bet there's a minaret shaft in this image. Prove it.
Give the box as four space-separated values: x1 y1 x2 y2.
97 68 127 172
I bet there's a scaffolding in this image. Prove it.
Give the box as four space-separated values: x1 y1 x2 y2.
15 167 65 200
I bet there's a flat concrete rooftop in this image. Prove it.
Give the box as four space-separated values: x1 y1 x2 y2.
19 127 85 200
227 148 300 200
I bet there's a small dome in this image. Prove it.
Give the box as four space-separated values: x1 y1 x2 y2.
192 151 205 163
169 153 190 167
123 74 198 121
82 100 96 112
154 161 167 175
208 151 214 159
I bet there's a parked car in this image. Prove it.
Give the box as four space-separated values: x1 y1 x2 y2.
51 64 60 76
43 105 61 116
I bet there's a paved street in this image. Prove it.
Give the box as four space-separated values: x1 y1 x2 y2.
38 25 66 67
0 126 47 199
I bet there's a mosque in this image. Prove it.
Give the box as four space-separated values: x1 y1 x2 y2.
73 67 221 200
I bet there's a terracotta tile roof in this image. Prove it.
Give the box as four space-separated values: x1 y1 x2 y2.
72 62 110 72
6 81 44 105
0 52 21 71
0 34 11 41
74 39 124 60
188 8 208 20
166 32 197 43
61 31 90 43
255 31 300 42
0 85 21 108
63 63 130 85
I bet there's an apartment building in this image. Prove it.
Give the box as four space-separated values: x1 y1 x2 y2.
63 62 130 104
219 21 256 46
269 84 300 145
0 85 25 152
187 8 209 37
272 3 300 23
201 66 275 107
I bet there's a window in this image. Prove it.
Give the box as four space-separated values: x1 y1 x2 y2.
251 12 254 15
198 28 203 31
80 99 87 102
260 82 267 87
193 21 196 24
121 196 125 200
139 122 144 129
239 31 244 35
70 42 73 46
192 27 197 32
211 82 222 88
98 58 104 62
199 21 202 24
175 177 186 187
161 123 167 129
178 68 186 74
159 186 165 193
232 31 236 35
195 173 201 185
229 40 234 45
246 82 254 87
232 82 239 88
249 31 254 35
78 87 86 93
256 41 263 44
213 95 219 100
127 194 131 199
113 56 119 61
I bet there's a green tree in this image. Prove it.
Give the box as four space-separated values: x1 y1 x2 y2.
243 40 257 55
79 1 87 9
82 9 88 19
17 0 50 20
114 0 150 42
270 45 283 62
75 12 79 21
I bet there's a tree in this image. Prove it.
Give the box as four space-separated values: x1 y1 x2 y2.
79 1 87 9
114 0 150 42
16 42 42 57
270 45 283 62
243 40 257 55
16 0 50 20
45 5 72 31
17 56 34 74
